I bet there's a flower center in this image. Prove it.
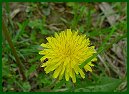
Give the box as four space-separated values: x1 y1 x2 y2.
65 48 72 57
61 44 75 59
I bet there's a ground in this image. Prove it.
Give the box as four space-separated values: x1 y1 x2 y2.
2 2 127 92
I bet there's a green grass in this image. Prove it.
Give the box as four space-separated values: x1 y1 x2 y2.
2 2 127 92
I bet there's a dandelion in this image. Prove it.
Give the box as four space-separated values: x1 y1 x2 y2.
39 29 97 83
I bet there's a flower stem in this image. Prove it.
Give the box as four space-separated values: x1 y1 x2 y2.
2 18 26 81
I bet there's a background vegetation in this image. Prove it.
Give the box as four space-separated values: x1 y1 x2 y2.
2 2 127 92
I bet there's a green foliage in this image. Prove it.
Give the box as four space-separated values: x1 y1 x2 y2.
14 20 29 42
75 76 122 92
2 2 127 92
22 82 31 92
28 19 52 35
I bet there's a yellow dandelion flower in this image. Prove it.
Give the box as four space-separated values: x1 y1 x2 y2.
39 29 97 83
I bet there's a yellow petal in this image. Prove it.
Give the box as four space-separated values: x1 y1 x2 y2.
79 69 85 78
71 69 76 83
65 64 70 81
40 56 47 62
88 62 94 67
53 65 62 78
84 65 93 72
73 66 79 75
91 57 97 62
74 64 85 78
54 32 59 38
59 63 65 80
39 50 47 55
66 29 72 39
44 58 62 73
71 60 76 68
41 63 47 67
40 43 48 48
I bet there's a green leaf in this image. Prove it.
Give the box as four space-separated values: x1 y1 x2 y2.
41 29 50 35
2 57 11 77
28 19 42 29
71 5 85 29
53 79 65 90
75 77 122 92
38 73 51 86
28 19 50 35
26 64 37 77
22 82 31 92
14 20 29 41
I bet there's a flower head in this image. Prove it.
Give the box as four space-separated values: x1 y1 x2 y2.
39 29 97 83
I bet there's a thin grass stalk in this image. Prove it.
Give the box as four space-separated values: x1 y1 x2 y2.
2 18 26 80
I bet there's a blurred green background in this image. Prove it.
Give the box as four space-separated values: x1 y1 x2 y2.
2 2 127 92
